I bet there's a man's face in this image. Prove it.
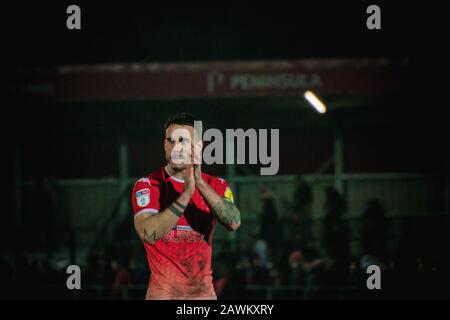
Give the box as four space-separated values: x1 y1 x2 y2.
164 124 200 171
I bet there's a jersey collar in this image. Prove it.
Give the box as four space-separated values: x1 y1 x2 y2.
164 165 185 184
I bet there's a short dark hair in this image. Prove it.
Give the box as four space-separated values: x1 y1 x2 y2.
164 113 200 131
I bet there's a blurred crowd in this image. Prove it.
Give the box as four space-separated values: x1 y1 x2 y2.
212 183 449 300
0 250 148 299
1 181 448 299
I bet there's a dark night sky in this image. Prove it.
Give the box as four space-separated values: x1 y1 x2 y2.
4 2 448 67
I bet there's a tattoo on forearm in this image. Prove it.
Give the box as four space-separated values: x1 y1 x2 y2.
143 228 157 243
168 203 183 217
211 199 241 229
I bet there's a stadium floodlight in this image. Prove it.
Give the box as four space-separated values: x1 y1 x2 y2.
304 90 327 114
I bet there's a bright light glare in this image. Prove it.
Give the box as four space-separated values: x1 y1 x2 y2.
304 90 327 114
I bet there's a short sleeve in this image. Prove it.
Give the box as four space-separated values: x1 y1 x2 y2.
131 177 161 217
214 177 235 204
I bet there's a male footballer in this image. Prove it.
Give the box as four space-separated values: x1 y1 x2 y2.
132 113 241 300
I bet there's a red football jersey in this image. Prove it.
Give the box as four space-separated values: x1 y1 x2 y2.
131 166 233 300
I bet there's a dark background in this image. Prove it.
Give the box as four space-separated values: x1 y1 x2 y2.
2 2 449 300
4 2 446 64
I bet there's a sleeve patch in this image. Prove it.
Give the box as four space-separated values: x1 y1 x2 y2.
135 188 150 207
224 187 234 203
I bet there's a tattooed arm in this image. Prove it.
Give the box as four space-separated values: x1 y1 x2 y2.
196 181 241 231
194 168 241 231
134 168 195 245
